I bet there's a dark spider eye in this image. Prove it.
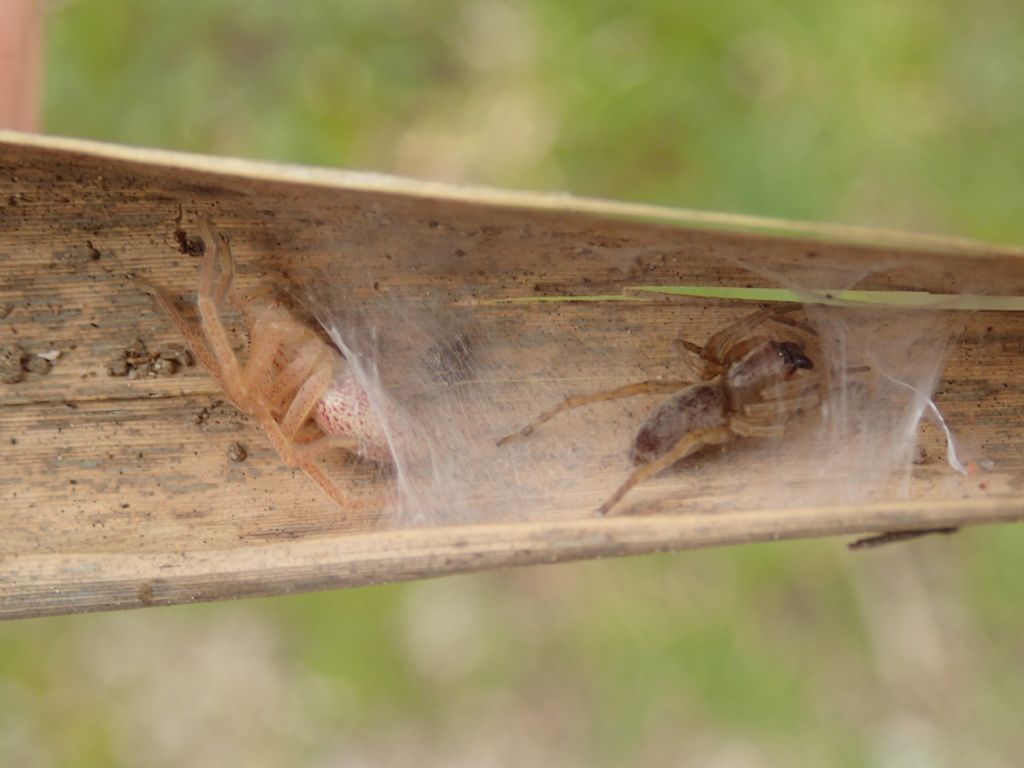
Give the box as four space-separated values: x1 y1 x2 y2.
776 341 814 371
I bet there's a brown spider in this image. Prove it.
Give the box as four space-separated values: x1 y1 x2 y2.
136 218 392 509
498 305 821 515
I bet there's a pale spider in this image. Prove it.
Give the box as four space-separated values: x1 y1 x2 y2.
498 305 821 515
137 217 391 508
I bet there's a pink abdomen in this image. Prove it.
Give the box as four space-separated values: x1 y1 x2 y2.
313 371 392 463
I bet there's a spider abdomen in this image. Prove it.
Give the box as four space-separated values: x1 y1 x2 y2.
313 371 392 463
630 383 728 465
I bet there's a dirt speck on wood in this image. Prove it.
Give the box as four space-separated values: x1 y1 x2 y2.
54 241 101 265
156 344 193 367
107 357 129 376
172 207 207 257
151 358 177 376
0 345 26 384
108 338 194 378
194 400 224 426
174 229 206 257
23 356 51 375
227 442 247 462
0 345 56 383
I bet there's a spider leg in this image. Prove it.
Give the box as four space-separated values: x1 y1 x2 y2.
293 454 373 509
266 338 330 414
769 313 818 337
234 395 365 509
729 417 785 438
292 432 391 511
280 362 334 439
296 435 363 460
758 378 820 402
597 425 734 515
497 379 692 447
732 376 823 439
197 217 235 308
192 218 247 403
238 314 288 399
292 424 327 444
671 338 717 380
733 383 821 438
703 304 804 365
131 274 225 387
742 391 820 419
251 369 377 511
676 339 704 356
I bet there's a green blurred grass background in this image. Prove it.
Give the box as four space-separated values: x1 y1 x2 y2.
4 0 1024 765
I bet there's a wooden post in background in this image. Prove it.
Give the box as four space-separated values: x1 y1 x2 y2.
0 0 43 131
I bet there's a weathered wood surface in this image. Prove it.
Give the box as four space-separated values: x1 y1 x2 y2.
1 132 1023 619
